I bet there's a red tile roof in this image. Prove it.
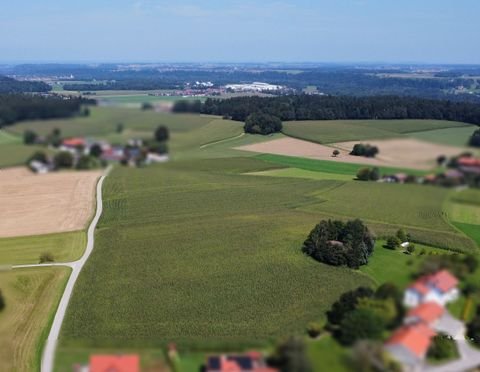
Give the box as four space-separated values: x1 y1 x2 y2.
458 157 480 167
409 270 458 295
387 323 436 358
90 355 139 372
63 138 86 147
408 302 444 324
429 270 458 293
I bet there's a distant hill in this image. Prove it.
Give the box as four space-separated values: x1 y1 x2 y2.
0 75 51 93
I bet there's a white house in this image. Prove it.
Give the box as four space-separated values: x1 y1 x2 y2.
404 270 459 308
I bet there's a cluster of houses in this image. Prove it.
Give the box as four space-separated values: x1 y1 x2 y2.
381 156 480 188
385 270 460 369
73 351 276 372
30 136 168 173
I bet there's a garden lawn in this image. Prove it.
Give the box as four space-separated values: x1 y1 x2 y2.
308 336 350 372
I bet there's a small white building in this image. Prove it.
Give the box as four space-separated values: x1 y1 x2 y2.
404 270 459 308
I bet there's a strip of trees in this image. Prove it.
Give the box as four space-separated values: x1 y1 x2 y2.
0 75 51 93
0 94 94 126
198 95 480 125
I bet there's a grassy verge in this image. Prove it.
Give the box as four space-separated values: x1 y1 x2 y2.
0 231 86 266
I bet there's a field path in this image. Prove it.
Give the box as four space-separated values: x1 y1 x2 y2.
12 166 111 372
199 132 245 148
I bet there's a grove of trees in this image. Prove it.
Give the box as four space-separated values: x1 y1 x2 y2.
244 112 282 135
302 219 375 269
350 144 379 158
0 94 93 127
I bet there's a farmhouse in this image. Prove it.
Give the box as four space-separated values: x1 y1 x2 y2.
74 354 139 372
61 137 87 149
385 323 436 368
403 270 459 308
206 352 277 372
405 302 444 326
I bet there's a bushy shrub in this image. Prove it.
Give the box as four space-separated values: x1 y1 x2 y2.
427 334 458 361
39 252 54 263
54 151 74 169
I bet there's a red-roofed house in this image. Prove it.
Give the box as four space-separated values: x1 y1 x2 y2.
84 354 140 372
458 157 480 167
206 353 278 372
404 270 459 307
385 323 436 367
62 138 87 148
405 302 444 326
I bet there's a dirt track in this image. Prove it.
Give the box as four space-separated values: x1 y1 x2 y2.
237 137 463 170
0 167 102 238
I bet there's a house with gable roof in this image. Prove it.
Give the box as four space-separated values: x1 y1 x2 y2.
403 270 459 308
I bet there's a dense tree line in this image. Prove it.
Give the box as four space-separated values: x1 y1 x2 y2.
200 95 480 125
0 75 51 93
302 219 375 269
0 94 94 126
470 129 480 147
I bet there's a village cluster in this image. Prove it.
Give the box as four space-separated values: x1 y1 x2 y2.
28 136 169 174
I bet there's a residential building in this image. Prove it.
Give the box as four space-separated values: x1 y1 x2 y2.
74 354 139 372
385 323 436 369
404 270 459 307
206 352 278 372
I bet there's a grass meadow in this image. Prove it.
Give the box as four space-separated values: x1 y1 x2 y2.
0 231 86 265
282 119 473 144
0 267 70 371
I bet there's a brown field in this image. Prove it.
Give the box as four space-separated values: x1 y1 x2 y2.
236 137 463 170
0 168 101 238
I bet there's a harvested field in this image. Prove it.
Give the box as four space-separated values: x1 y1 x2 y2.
237 137 463 170
0 167 101 238
334 138 464 170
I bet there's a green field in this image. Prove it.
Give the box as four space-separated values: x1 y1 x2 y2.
60 158 374 350
0 144 53 168
0 267 70 371
0 231 86 265
282 119 473 144
410 126 478 147
445 189 480 247
255 153 429 177
0 130 21 144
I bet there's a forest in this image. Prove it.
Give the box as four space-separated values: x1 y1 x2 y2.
198 95 480 125
0 76 51 93
0 94 93 126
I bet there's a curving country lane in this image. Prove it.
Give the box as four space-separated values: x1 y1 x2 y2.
12 166 111 372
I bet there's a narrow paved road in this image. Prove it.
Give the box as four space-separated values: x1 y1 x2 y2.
12 166 111 372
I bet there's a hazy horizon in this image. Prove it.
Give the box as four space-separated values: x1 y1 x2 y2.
2 0 480 64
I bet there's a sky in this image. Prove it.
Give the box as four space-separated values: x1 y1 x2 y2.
1 0 479 64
